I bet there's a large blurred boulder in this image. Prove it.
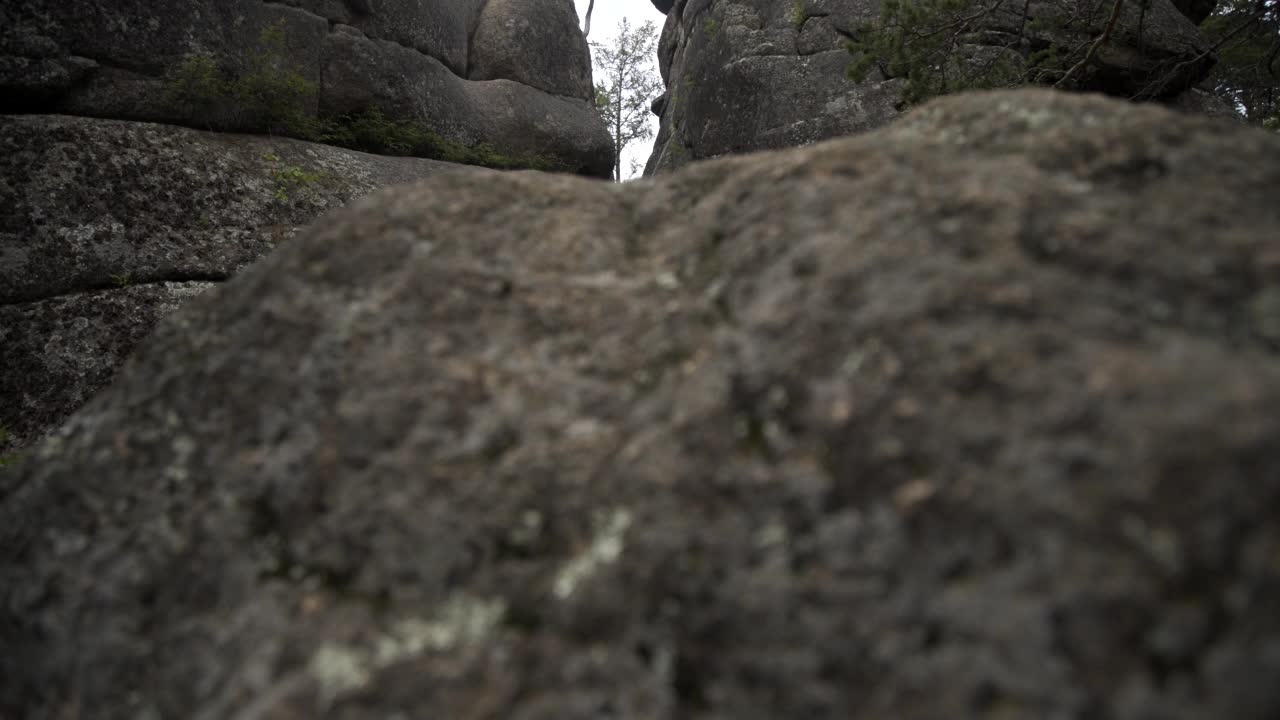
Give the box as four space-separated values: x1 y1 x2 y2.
0 0 612 176
3 90 1279 719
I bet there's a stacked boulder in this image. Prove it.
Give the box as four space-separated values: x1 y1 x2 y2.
1 0 611 175
0 0 608 456
645 0 1227 174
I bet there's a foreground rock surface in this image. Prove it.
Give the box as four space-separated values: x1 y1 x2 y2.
645 0 1218 174
0 0 611 176
0 113 458 455
3 90 1280 719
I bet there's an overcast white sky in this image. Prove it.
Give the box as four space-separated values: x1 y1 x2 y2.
573 0 666 179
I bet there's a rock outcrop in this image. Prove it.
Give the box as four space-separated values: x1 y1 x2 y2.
0 114 458 456
0 0 612 456
0 0 611 176
645 0 1221 174
0 282 216 460
4 90 1279 719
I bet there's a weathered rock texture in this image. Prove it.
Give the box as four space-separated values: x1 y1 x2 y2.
0 0 611 176
0 282 216 458
645 0 1220 174
0 113 457 456
3 90 1279 719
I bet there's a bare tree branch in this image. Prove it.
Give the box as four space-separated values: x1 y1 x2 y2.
1055 0 1126 88
900 0 1009 41
1132 7 1269 99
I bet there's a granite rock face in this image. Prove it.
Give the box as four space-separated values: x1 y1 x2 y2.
645 0 1219 175
645 0 904 174
469 0 595 96
0 282 216 458
0 0 611 176
3 90 1279 719
0 113 457 456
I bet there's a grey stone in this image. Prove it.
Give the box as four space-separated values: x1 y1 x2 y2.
0 114 457 305
0 282 215 458
320 25 611 176
3 90 1279 720
0 113 458 454
647 0 901 174
645 0 1218 175
0 0 611 176
470 0 595 99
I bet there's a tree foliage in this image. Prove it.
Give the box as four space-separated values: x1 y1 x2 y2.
844 0 1150 104
1202 0 1280 126
846 0 1036 105
591 19 663 181
846 0 1280 128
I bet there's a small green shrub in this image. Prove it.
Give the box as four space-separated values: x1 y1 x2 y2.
0 426 22 468
165 53 225 118
166 22 317 134
270 165 325 202
703 17 719 39
259 151 327 202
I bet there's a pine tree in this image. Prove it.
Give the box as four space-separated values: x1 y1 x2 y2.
591 19 663 181
1203 0 1279 127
